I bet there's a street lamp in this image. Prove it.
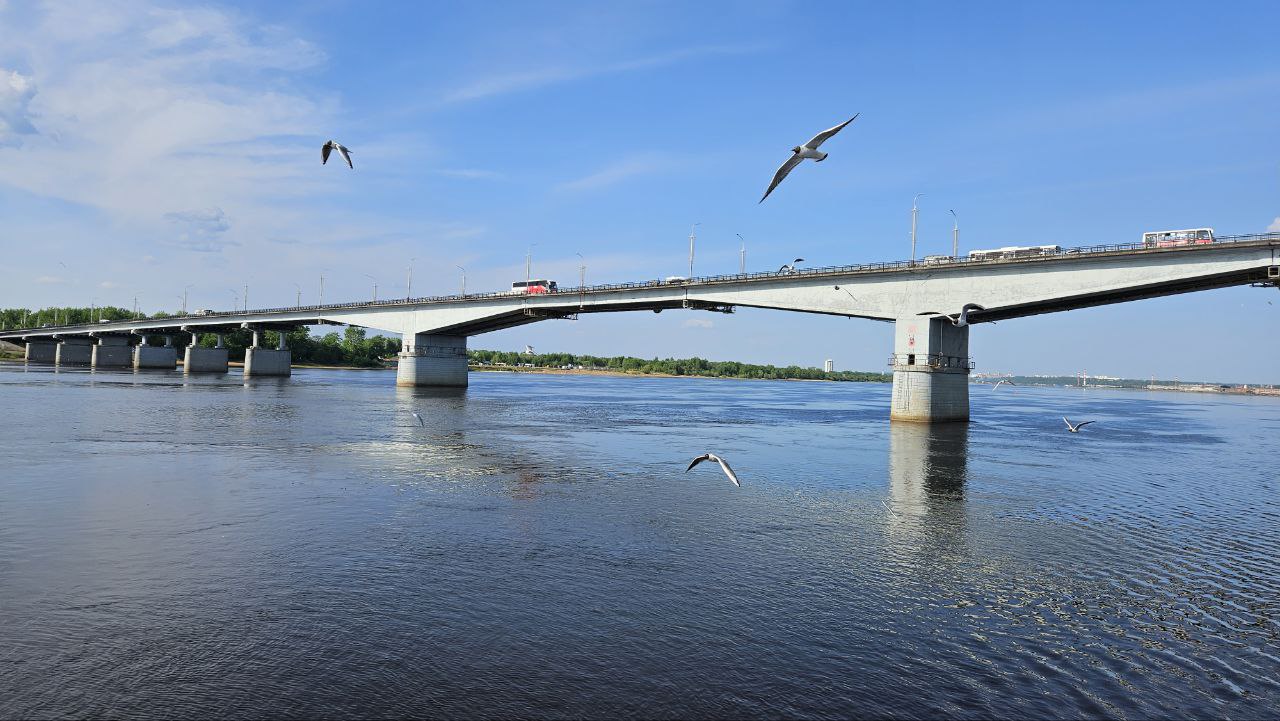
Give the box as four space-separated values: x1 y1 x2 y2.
910 193 923 264
688 223 701 278
293 283 302 307
526 243 537 285
319 274 325 306
575 253 585 288
456 265 466 296
949 209 959 258
406 258 414 300
364 274 378 302
230 289 239 312
182 284 193 315
736 233 746 274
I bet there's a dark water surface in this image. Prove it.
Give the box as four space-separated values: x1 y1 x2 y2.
2 363 1278 719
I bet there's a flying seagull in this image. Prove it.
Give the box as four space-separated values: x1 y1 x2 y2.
686 453 741 487
1063 417 1095 433
760 114 859 203
778 258 805 273
918 303 986 327
322 140 354 169
412 412 424 426
992 380 1016 390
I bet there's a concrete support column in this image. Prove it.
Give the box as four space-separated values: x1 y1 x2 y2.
215 334 225 349
56 336 94 366
163 335 174 348
276 330 288 350
24 340 58 363
135 333 178 369
91 335 133 368
397 333 468 387
182 328 228 374
243 327 290 377
889 316 970 423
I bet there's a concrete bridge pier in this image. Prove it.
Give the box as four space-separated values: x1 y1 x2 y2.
243 327 290 377
55 336 94 366
889 316 971 423
134 334 178 369
183 330 229 374
397 333 468 387
24 340 57 363
91 335 133 368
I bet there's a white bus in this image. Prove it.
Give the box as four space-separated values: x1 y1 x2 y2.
967 245 1061 262
1142 228 1214 248
511 279 558 294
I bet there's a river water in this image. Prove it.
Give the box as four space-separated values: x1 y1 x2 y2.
1 363 1278 719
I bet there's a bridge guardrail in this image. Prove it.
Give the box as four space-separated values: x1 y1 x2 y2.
6 232 1280 334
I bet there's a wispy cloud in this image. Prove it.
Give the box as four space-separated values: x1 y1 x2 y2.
164 207 235 252
0 69 37 144
1269 217 1280 232
556 154 677 193
443 44 760 104
35 274 66 284
432 168 504 180
683 318 714 329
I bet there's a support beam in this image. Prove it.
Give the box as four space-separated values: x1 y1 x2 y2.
91 335 133 368
397 333 468 387
889 316 970 423
182 331 228 374
56 337 94 366
24 340 57 363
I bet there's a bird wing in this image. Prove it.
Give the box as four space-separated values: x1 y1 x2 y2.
804 113 859 149
759 154 804 203
712 456 741 487
337 145 353 169
1075 421 1096 428
322 143 331 165
794 258 804 264
1063 417 1073 429
686 454 712 472
778 263 791 272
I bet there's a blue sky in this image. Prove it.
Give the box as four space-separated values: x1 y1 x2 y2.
1 0 1278 382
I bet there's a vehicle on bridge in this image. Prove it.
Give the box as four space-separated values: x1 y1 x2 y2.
1142 228 1214 248
967 245 1061 261
922 254 954 264
511 279 558 294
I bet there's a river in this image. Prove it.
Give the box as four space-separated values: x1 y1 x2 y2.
1 363 1277 718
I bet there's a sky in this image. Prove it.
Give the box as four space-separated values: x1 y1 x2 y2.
1 0 1278 382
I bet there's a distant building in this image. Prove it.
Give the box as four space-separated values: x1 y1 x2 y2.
824 359 834 373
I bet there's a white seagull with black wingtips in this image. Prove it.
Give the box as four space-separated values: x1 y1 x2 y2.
760 114 858 203
686 453 742 487
322 140 354 169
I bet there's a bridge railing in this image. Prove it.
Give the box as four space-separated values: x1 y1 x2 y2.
6 232 1279 334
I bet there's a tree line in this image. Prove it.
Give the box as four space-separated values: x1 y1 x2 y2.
469 349 890 382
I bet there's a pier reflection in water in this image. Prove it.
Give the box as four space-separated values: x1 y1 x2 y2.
885 421 968 547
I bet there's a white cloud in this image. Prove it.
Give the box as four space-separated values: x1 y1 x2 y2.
443 44 760 104
99 280 122 289
1268 217 1280 232
0 69 37 144
557 154 675 192
164 207 235 252
35 274 66 284
683 318 713 329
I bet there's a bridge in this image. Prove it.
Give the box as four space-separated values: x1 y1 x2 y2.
5 232 1278 422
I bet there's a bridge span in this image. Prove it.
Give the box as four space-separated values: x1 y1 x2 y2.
5 232 1278 422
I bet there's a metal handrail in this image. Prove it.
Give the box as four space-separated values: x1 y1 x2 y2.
6 231 1279 334
887 353 976 370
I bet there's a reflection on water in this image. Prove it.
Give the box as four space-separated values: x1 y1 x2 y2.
886 421 968 545
1 364 1278 719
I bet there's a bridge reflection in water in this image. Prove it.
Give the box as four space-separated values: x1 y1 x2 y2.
886 422 969 545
